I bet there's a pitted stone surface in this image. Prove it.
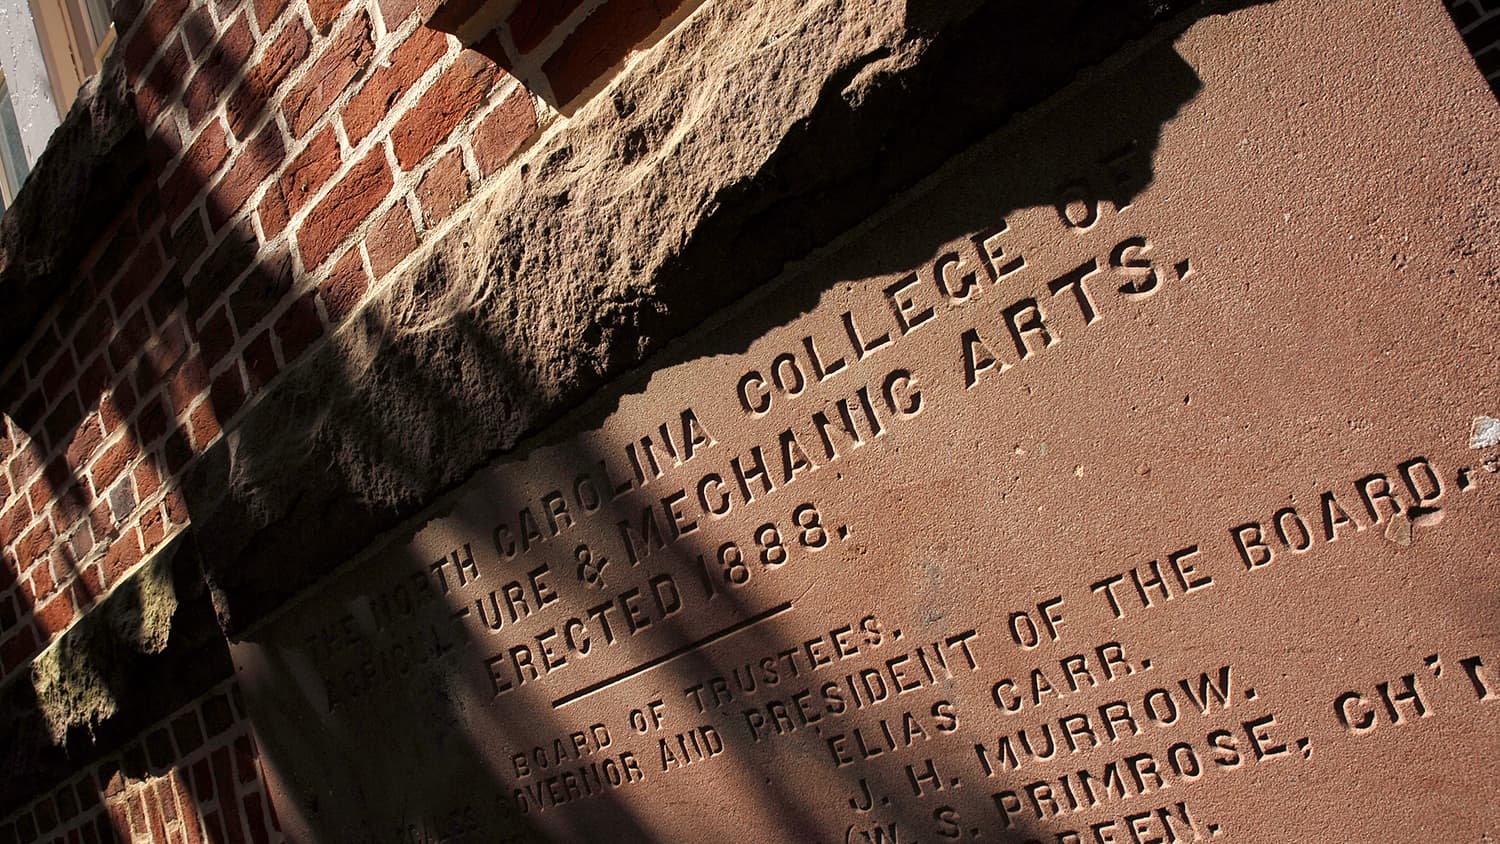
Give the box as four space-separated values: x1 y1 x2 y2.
231 1 1500 841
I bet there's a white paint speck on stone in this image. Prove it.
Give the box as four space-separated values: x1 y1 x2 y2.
1470 415 1500 449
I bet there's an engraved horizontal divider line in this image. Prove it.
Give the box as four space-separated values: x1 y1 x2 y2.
550 600 793 709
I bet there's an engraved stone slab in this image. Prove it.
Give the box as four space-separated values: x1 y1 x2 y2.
231 1 1500 841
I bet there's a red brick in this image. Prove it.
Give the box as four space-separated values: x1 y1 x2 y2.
92 437 138 492
40 348 77 406
307 0 344 34
168 356 212 416
75 354 110 405
544 0 668 105
211 747 246 844
278 127 341 215
210 365 247 421
318 247 369 322
229 17 311 138
473 87 536 175
297 148 391 270
244 791 270 844
365 203 417 279
200 307 239 368
281 11 374 139
35 590 74 638
391 51 496 169
164 490 189 525
123 0 191 79
140 505 167 550
101 532 143 587
64 418 104 474
253 0 287 33
182 5 216 57
208 124 286 231
507 0 586 53
417 148 470 227
145 315 190 378
134 460 162 501
343 26 449 145
183 16 255 128
375 0 434 29
0 624 38 672
134 38 191 129
110 244 165 321
257 183 290 240
189 401 221 450
161 121 231 224
136 391 172 446
17 520 54 569
28 552 55 597
274 291 324 364
242 332 279 393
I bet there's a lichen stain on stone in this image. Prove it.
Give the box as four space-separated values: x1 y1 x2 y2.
30 550 178 744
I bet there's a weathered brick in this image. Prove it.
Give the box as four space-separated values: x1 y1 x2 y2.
281 11 374 139
168 356 212 416
140 503 167 549
40 347 78 406
343 26 449 145
92 437 138 493
161 121 231 224
189 401 221 450
473 86 536 175
16 520 53 570
42 392 85 455
122 0 191 79
391 51 496 169
101 532 143 587
136 390 172 445
144 315 190 378
64 417 105 474
507 0 586 53
296 148 391 270
228 245 294 335
417 148 470 227
34 590 74 638
253 0 288 33
183 16 255 128
134 38 191 130
318 246 369 322
182 5 216 57
544 0 671 105
426 0 484 33
169 207 212 273
208 123 287 231
108 309 152 373
243 331 279 392
0 623 38 672
274 291 324 364
278 127 341 215
365 203 417 279
228 17 312 138
210 364 248 421
307 0 345 34
257 182 291 240
134 459 162 501
200 306 238 367
110 242 165 319
375 0 435 29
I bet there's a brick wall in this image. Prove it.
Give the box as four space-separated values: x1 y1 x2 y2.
0 0 707 837
0 680 280 844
